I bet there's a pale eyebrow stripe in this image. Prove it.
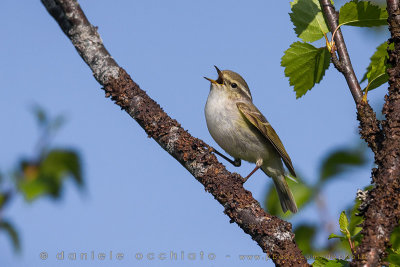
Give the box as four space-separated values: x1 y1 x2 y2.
225 77 252 100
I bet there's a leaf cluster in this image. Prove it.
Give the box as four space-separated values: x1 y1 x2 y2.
282 0 399 265
0 106 84 252
282 0 389 98
17 149 82 200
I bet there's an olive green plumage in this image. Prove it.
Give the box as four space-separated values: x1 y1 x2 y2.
204 67 297 213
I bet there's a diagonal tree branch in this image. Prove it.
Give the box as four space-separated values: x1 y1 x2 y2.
320 0 400 266
40 0 309 265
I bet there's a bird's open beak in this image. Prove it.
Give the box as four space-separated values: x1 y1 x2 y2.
203 76 218 84
204 65 223 85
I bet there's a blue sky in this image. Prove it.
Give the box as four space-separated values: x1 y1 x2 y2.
0 0 388 266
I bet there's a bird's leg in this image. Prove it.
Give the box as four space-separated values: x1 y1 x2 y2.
208 147 241 167
243 159 263 183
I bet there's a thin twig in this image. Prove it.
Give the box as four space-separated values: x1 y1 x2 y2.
330 46 345 73
40 0 309 266
319 0 363 103
320 0 383 155
347 235 356 256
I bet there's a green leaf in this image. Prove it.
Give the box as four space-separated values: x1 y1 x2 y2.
281 42 330 98
339 211 349 235
265 176 313 217
294 224 317 254
0 220 20 252
339 0 388 27
0 194 5 208
41 150 83 186
0 192 11 209
19 179 49 201
265 183 281 216
347 197 364 239
313 257 350 266
361 42 393 91
328 233 344 240
290 0 330 42
18 149 83 201
366 73 388 91
319 147 366 183
386 249 400 266
390 225 400 251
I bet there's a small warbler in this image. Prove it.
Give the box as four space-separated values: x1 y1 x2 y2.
204 66 297 213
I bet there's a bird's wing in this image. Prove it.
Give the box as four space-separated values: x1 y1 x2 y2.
237 102 296 177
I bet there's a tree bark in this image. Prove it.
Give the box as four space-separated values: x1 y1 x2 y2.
40 0 309 266
351 1 400 266
320 0 400 265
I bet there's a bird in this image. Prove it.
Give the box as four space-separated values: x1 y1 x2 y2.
204 66 298 213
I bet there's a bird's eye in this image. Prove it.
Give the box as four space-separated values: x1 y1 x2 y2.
231 83 237 88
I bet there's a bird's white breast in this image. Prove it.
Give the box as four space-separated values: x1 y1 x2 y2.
204 88 271 163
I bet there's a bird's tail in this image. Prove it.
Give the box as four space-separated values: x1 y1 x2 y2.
272 175 298 213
